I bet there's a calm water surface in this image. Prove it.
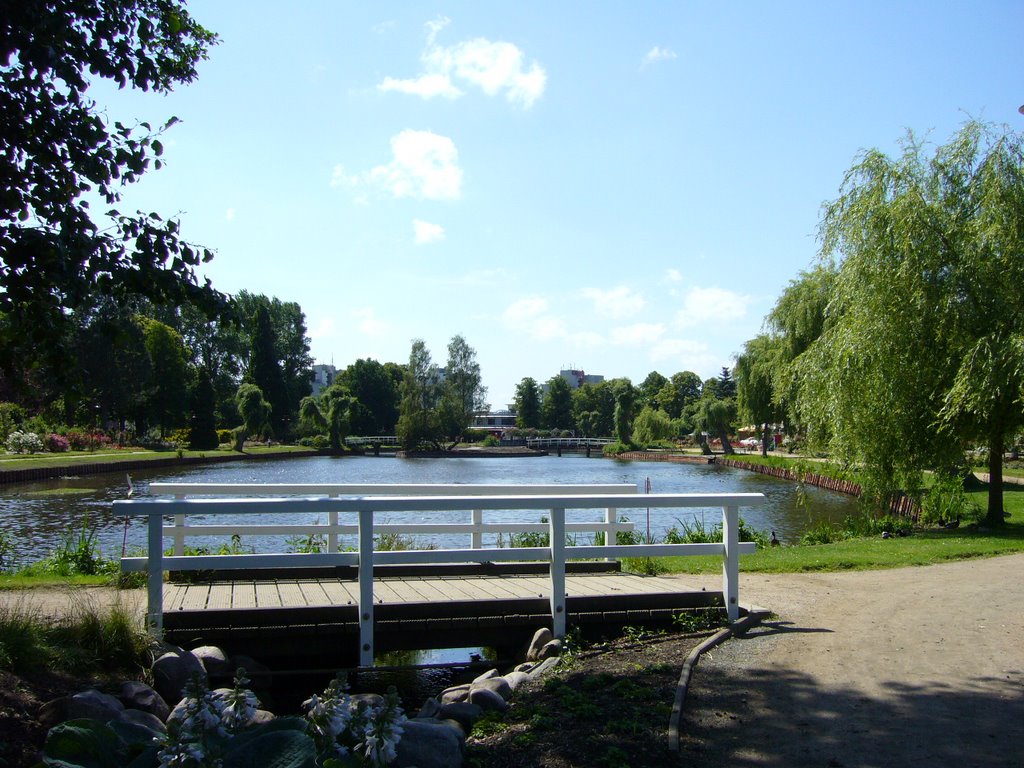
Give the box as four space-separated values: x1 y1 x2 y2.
0 455 858 566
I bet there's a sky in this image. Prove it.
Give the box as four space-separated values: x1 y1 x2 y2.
93 1 1024 408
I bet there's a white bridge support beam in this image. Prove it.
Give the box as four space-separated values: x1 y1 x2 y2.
722 505 740 622
548 509 567 638
358 507 375 668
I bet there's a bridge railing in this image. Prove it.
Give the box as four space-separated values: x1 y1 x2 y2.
147 482 640 555
117 489 764 668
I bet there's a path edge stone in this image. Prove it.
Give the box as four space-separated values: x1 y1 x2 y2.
667 604 771 753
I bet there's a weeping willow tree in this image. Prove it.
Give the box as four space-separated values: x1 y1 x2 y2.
798 121 1024 524
299 384 353 450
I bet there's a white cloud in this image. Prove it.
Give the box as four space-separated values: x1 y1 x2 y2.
582 286 645 319
610 323 666 346
329 164 358 188
650 339 719 375
378 73 462 100
308 316 336 340
413 219 445 244
665 268 683 283
365 130 463 200
351 307 388 336
502 296 567 341
225 207 236 222
378 19 546 108
675 286 751 328
641 46 678 69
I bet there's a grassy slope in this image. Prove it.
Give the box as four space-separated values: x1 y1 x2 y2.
0 444 312 471
660 484 1024 574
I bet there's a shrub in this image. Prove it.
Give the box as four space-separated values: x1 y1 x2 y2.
919 472 982 527
217 429 234 444
168 427 192 448
0 402 25 443
65 429 112 451
601 441 634 456
482 434 500 447
44 433 70 452
5 430 43 454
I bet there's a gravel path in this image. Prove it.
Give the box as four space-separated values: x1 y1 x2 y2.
676 554 1024 767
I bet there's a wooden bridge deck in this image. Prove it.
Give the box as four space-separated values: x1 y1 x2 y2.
161 571 721 658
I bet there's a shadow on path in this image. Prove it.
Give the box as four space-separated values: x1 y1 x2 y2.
680 642 1023 768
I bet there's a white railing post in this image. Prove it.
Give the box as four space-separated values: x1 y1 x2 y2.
328 508 339 554
173 493 185 556
604 507 616 550
147 511 164 635
472 508 483 550
722 505 740 622
549 508 566 638
358 507 374 667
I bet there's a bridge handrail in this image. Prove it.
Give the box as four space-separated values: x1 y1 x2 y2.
149 483 641 556
116 490 764 667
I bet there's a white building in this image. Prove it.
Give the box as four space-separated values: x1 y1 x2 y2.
310 363 336 396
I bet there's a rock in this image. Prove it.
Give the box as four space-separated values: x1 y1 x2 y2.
191 645 233 679
437 702 483 732
417 697 441 719
440 684 471 705
525 627 553 661
38 689 125 730
504 671 530 692
513 661 537 673
113 708 167 734
525 656 561 679
394 718 464 768
117 681 170 722
539 638 563 659
471 677 512 701
467 686 507 713
250 709 276 725
152 647 206 704
472 668 499 683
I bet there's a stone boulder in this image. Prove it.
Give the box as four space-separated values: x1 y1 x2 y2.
38 689 125 730
191 645 233 679
467 686 507 713
117 680 170 722
525 627 553 661
152 646 206 705
394 718 464 768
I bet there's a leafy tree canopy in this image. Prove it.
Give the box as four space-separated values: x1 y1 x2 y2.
0 0 227 380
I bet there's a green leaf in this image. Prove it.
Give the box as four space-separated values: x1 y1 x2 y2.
222 730 317 768
41 719 125 768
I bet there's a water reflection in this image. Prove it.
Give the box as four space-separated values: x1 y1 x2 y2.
0 456 859 566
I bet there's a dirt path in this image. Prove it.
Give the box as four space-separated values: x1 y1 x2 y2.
675 554 1024 767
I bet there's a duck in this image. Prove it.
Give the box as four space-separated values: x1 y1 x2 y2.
770 531 781 547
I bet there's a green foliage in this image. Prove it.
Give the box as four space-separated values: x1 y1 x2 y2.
236 383 271 442
5 429 43 453
0 530 13 573
671 607 728 633
0 0 228 396
218 429 234 444
631 406 673 447
919 473 982 527
190 368 221 450
541 375 574 431
481 434 500 447
0 402 25 442
30 518 116 577
514 377 542 429
247 304 291 439
803 121 1024 525
0 601 149 675
601 441 633 456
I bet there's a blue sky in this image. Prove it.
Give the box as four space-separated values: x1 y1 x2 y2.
94 1 1023 407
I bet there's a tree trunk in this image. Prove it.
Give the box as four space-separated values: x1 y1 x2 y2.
717 425 734 455
986 432 1005 526
760 421 769 458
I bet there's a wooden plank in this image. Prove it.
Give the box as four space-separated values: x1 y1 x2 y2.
389 577 440 602
564 576 611 597
432 577 492 601
376 578 428 604
319 580 358 606
297 580 331 607
275 580 309 607
178 584 211 611
371 579 408 604
254 581 282 609
163 583 187 611
406 578 469 602
206 583 234 610
232 581 257 609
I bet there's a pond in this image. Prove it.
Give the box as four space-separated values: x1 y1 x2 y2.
0 454 859 568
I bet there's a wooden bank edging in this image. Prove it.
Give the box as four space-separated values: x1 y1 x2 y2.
0 449 323 485
716 458 920 520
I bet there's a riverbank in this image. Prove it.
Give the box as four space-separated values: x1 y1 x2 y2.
0 446 321 485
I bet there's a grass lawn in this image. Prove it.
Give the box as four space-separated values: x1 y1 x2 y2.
658 483 1024 574
0 444 315 471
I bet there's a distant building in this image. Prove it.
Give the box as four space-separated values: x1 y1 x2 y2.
471 409 518 435
311 363 336 396
542 369 604 397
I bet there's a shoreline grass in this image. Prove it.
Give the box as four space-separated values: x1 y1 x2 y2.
0 443 315 472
